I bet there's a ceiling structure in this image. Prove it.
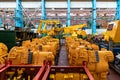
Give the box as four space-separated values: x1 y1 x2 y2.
0 0 116 27
0 0 116 2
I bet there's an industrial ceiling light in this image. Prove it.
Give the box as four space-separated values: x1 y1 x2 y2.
80 8 83 10
52 8 55 10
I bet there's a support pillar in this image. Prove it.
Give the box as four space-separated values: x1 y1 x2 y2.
0 15 2 27
115 0 120 20
67 0 71 26
15 0 24 28
41 0 46 30
92 0 97 34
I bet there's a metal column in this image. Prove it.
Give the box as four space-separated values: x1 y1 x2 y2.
41 0 46 30
0 15 2 27
92 0 97 34
115 0 120 20
15 0 24 28
67 0 71 26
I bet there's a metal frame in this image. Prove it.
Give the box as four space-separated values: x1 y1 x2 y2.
41 0 46 30
115 0 120 20
15 0 24 28
0 65 43 80
0 60 94 80
0 15 2 27
0 7 115 27
21 6 40 28
0 60 48 80
92 0 97 34
42 66 94 80
67 0 71 26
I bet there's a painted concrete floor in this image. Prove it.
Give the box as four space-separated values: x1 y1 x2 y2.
58 45 69 66
108 68 120 80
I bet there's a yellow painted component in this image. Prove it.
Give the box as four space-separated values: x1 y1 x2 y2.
22 37 59 52
36 20 43 33
17 75 22 80
66 37 114 80
23 78 25 80
68 73 74 79
80 74 88 80
6 72 15 75
17 69 23 75
28 76 30 80
73 73 80 80
8 46 28 65
56 73 64 80
9 37 59 65
101 48 107 51
50 73 87 80
47 30 55 36
77 30 87 38
95 51 114 73
0 57 5 64
64 24 87 31
13 77 17 80
0 43 8 56
42 45 57 56
71 31 78 37
69 46 88 66
63 74 69 79
80 30 87 37
104 35 109 41
104 20 120 42
91 44 99 51
30 68 35 71
63 24 87 37
32 51 39 65
32 51 54 65
50 74 55 80
0 43 8 64
22 40 31 48
36 20 60 34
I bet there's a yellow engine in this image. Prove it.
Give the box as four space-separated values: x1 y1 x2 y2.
32 51 54 65
0 43 8 64
66 37 114 80
8 46 28 65
8 37 59 65
50 73 88 80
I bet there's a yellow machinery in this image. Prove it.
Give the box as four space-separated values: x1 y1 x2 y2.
32 51 54 65
0 43 8 64
50 72 88 80
104 20 120 42
36 20 87 38
65 36 114 80
8 46 28 65
63 24 87 37
36 20 61 36
97 20 120 75
8 37 59 65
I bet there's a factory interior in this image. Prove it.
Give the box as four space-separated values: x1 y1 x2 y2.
0 0 120 80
